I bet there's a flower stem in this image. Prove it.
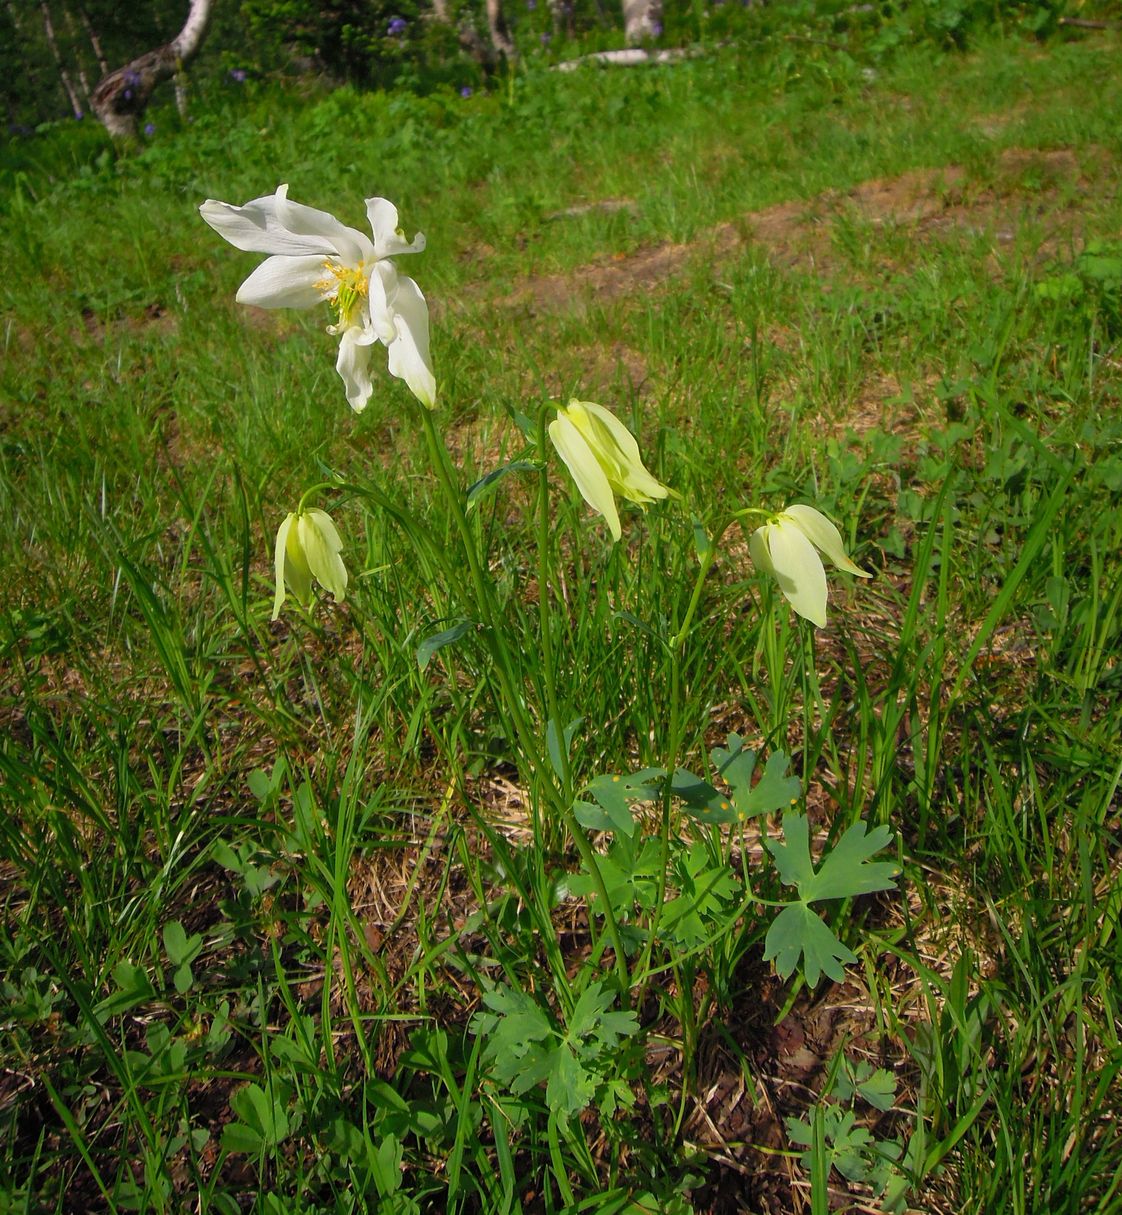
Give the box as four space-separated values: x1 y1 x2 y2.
536 405 571 809
639 516 732 992
417 404 631 997
295 481 338 515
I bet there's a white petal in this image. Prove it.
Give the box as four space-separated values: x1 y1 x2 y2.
272 513 295 620
275 512 313 617
200 189 337 257
303 507 343 553
748 526 775 576
235 254 328 309
767 521 828 627
273 184 375 267
784 505 870 578
299 510 348 603
368 261 400 345
549 413 621 542
385 274 436 408
569 400 668 504
575 400 646 468
366 197 426 258
336 326 375 413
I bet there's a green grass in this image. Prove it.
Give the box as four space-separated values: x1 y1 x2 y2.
2 18 1122 1215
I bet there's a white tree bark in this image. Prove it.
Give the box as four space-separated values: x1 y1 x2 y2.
484 0 515 59
169 0 212 59
621 0 662 44
91 0 214 138
431 0 513 63
554 45 695 71
78 2 108 74
39 0 84 117
61 1 94 109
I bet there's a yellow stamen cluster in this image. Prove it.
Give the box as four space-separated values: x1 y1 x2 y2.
315 260 368 329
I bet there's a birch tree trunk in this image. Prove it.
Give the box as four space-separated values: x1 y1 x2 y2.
39 0 83 117
621 0 662 44
78 2 108 74
431 0 514 64
484 0 515 59
91 0 213 138
61 1 93 110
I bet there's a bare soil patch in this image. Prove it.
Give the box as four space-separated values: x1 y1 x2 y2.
487 146 1106 317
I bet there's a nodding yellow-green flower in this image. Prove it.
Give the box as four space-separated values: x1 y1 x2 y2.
272 507 348 620
547 399 670 542
749 504 871 628
199 185 435 412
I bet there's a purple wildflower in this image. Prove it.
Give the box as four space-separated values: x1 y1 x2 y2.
229 67 248 83
460 85 472 97
387 15 407 35
144 121 156 136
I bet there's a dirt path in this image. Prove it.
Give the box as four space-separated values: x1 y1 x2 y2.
483 146 1101 316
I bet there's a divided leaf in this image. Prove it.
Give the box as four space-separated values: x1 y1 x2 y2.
834 1061 897 1112
568 982 638 1057
786 1107 876 1184
734 748 802 818
677 740 800 825
767 815 898 903
472 981 638 1119
576 749 798 832
765 815 899 987
661 840 742 949
575 771 660 837
764 902 858 987
712 734 801 817
474 986 554 1073
670 767 737 825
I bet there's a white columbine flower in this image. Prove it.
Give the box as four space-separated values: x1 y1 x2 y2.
199 185 435 412
273 507 348 620
749 504 871 627
548 398 670 542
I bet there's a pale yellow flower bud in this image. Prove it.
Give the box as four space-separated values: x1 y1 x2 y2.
272 507 348 620
749 504 870 627
548 399 670 542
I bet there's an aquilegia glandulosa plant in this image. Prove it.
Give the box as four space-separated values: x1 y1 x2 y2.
199 186 886 1027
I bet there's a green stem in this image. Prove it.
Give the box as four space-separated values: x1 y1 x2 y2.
536 406 571 807
417 404 631 996
669 532 721 652
419 406 536 758
296 481 338 514
639 518 731 989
